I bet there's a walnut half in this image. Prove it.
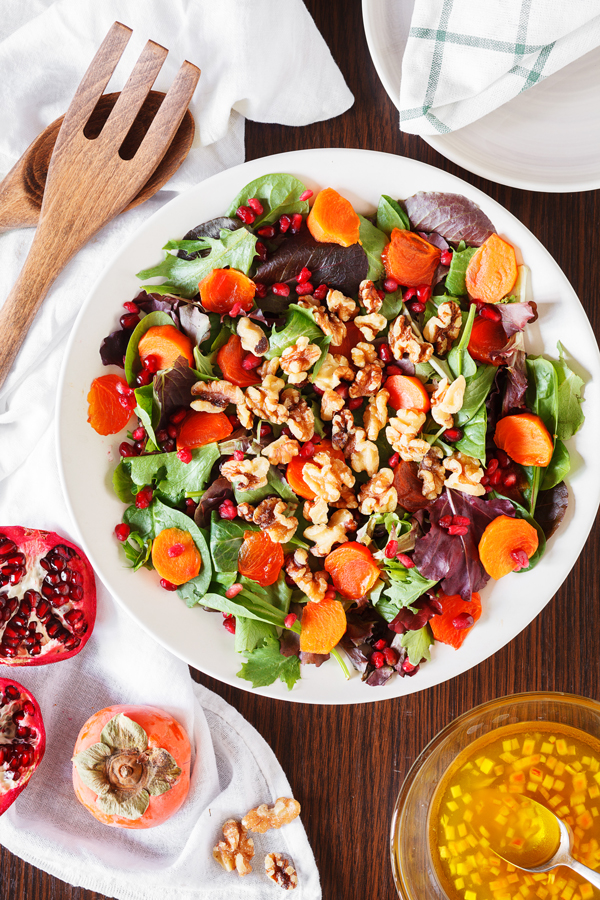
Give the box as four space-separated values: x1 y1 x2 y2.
242 797 301 833
213 819 254 876
221 456 270 491
265 853 298 891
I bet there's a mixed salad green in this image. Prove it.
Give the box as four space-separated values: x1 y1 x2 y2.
92 173 585 691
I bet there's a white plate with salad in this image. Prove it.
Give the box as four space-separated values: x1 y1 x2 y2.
57 148 600 704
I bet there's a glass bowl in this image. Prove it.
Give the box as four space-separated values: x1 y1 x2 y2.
390 691 600 900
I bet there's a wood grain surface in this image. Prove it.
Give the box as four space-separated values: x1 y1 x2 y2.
2 0 599 897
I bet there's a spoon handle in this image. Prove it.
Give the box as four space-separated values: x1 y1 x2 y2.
567 858 600 891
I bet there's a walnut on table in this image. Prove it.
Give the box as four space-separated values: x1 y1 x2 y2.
388 314 433 364
242 796 301 833
422 300 462 356
213 819 254 876
285 549 329 603
265 853 298 891
358 469 398 515
190 379 244 413
358 279 383 314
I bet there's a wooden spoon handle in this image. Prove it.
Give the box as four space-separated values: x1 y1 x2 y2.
0 158 40 233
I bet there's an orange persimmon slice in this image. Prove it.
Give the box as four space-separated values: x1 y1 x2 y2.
385 374 430 412
138 325 194 370
494 413 554 467
216 334 261 387
300 598 347 655
330 321 363 358
478 515 539 581
176 410 233 450
324 541 380 600
199 268 255 315
430 592 482 649
468 316 510 366
465 234 518 303
87 374 135 436
306 188 360 247
238 531 284 587
286 440 345 501
152 528 202 586
381 228 441 287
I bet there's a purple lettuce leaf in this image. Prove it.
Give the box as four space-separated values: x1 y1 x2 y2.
405 192 495 247
153 358 199 429
178 304 210 346
99 327 133 367
497 301 538 338
535 483 568 540
135 291 181 318
413 490 515 600
502 350 528 416
194 476 234 529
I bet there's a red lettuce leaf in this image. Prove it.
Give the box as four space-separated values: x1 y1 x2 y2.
413 490 515 600
153 358 199 429
404 192 495 246
535 482 568 539
100 327 133 367
497 301 538 338
502 350 528 416
194 476 234 529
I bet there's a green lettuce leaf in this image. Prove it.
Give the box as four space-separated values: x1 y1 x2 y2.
400 625 434 665
226 173 310 227
125 443 219 505
358 215 388 282
237 636 301 690
376 195 410 235
553 342 585 441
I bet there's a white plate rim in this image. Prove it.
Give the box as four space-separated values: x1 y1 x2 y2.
57 147 600 705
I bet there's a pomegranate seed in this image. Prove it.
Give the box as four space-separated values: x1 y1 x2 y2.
496 449 510 468
228 414 240 428
225 583 243 599
247 197 264 215
170 407 187 425
279 214 291 233
416 284 432 302
257 225 275 238
223 615 236 634
503 472 517 487
408 300 426 314
260 424 271 437
384 278 399 293
22 701 35 717
479 303 502 322
384 647 400 666
489 469 503 486
296 281 314 295
371 651 385 669
453 612 474 630
439 515 453 529
166 424 178 440
156 429 168 443
384 540 398 559
481 475 490 485
119 441 135 458
299 442 315 459
162 438 176 453
123 301 139 314
510 548 530 571
142 354 160 373
299 189 313 201
313 284 328 301
272 283 290 296
132 426 146 441
290 213 303 233
120 312 139 330
378 343 392 363
348 398 363 410
168 543 185 558
334 384 349 399
284 613 297 628
443 428 462 442
377 290 386 301
4 685 19 701
228 302 243 318
440 250 453 266
114 524 130 542
233 450 244 462
373 639 387 651
324 587 337 600
185 499 197 516
452 516 470 527
241 353 261 370
254 281 267 298
397 553 415 569
385 365 403 377
389 452 400 468
135 487 153 510
219 500 237 520
177 448 192 464
486 457 499 474
448 525 469 536
402 659 417 674
403 288 417 301
118 392 137 410
313 386 324 397
297 267 312 284
255 241 267 262
160 579 178 591
136 370 152 387
236 205 255 224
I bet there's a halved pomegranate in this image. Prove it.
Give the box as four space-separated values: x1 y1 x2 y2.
0 678 46 814
0 527 96 665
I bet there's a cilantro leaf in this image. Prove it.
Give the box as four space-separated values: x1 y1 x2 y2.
237 636 301 690
400 625 434 665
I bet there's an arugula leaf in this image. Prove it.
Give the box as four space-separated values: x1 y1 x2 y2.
235 618 276 654
553 342 585 441
265 305 331 368
381 563 437 613
125 444 219 505
376 194 410 235
455 404 487 464
193 347 216 379
445 244 477 296
209 514 259 573
134 384 159 450
226 174 310 227
237 636 301 690
137 228 258 299
124 311 173 384
358 215 388 282
112 461 135 503
240 573 291 614
540 440 570 491
400 625 434 665
525 356 559 437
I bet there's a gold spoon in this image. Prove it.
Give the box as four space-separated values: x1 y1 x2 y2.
0 88 194 233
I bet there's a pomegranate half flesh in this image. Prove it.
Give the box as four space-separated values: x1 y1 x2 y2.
0 678 46 814
0 527 96 665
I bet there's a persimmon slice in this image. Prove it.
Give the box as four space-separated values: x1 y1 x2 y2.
300 599 347 655
286 440 345 500
393 460 433 512
494 413 553 467
306 188 360 248
381 228 441 287
478 515 539 580
87 374 135 436
468 316 510 365
430 592 482 649
176 411 233 449
385 374 430 412
324 541 380 600
465 234 518 304
216 334 261 387
199 268 255 314
152 528 202 586
238 530 284 587
138 325 194 370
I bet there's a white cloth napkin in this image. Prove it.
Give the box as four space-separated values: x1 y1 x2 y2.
399 0 600 135
0 0 354 895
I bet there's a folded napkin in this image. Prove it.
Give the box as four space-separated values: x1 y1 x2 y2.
0 0 354 894
399 0 600 135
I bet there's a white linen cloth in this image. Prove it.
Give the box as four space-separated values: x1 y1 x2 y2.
0 1 353 895
399 0 600 135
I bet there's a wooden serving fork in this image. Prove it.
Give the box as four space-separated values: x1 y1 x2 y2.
0 21 200 388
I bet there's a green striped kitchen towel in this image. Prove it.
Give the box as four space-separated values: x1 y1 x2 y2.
399 0 600 134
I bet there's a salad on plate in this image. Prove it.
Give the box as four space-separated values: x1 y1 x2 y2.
86 173 585 691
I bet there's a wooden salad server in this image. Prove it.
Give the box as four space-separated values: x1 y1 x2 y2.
0 90 195 234
0 21 200 388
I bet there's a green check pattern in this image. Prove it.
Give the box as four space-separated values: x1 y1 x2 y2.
398 0 599 135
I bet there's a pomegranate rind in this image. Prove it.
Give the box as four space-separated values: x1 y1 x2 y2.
72 704 191 829
0 527 97 667
0 678 46 816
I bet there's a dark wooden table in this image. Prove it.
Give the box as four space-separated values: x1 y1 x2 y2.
3 1 599 897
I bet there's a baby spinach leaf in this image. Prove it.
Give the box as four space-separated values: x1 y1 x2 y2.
134 384 159 450
237 636 301 690
124 311 173 384
226 174 310 227
376 195 410 235
125 444 219 505
209 513 259 573
379 288 404 320
358 215 388 282
137 228 258 299
525 356 559 437
455 404 487 463
445 245 477 296
553 342 585 440
400 625 434 665
123 504 154 538
241 573 291 614
151 499 212 597
113 461 135 503
455 364 496 426
540 440 570 491
265 304 331 366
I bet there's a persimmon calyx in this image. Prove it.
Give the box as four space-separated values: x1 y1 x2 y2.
72 713 181 820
